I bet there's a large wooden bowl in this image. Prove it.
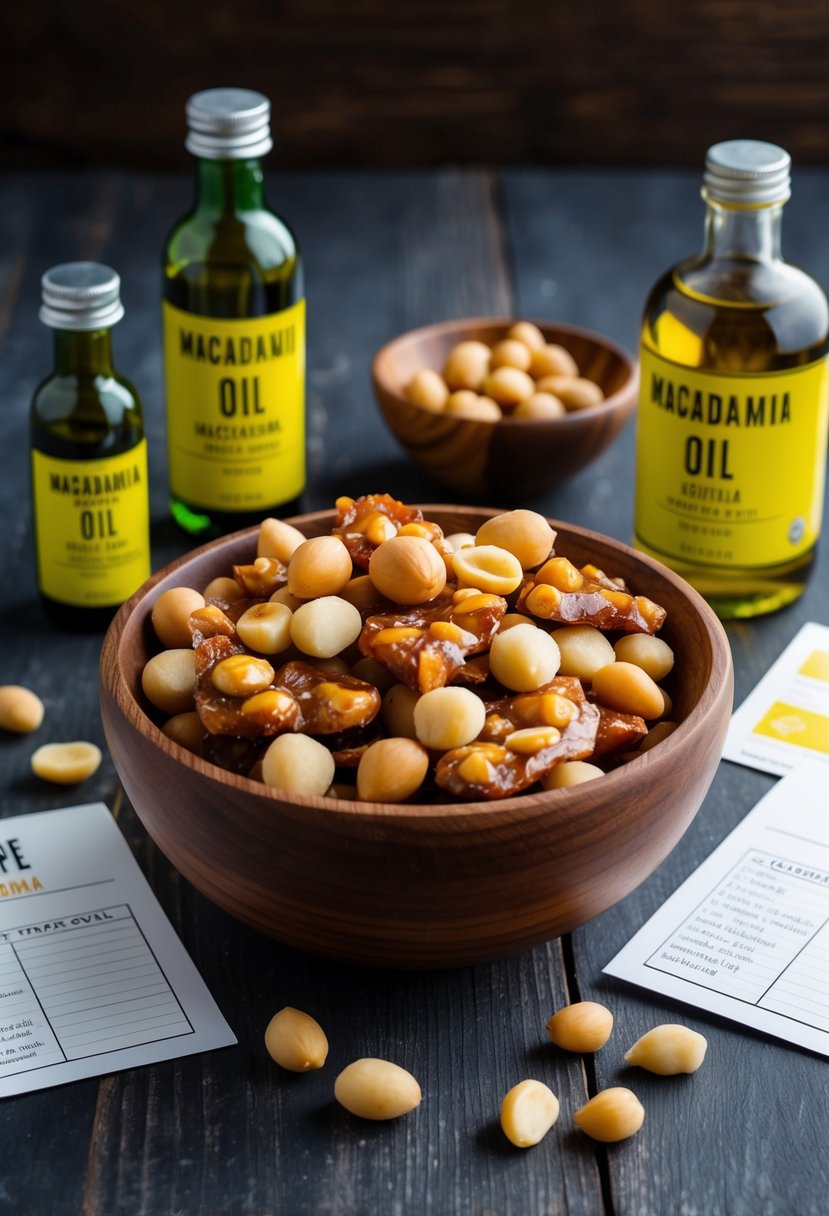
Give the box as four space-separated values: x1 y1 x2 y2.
372 319 638 498
100 507 732 969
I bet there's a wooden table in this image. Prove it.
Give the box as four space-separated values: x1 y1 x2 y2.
1 168 826 1216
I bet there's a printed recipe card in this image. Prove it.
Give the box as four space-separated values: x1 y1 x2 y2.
605 762 829 1056
724 622 829 775
0 802 236 1098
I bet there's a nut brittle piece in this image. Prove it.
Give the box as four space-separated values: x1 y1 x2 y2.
517 556 666 635
333 493 425 569
233 556 288 598
592 705 648 758
435 697 600 800
276 661 382 735
194 635 300 738
359 590 507 693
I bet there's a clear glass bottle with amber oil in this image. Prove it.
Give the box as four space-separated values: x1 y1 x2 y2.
31 263 151 630
634 140 829 618
163 88 305 536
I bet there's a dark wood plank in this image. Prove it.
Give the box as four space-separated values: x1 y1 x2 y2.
6 2 829 168
504 166 829 1216
0 170 603 1215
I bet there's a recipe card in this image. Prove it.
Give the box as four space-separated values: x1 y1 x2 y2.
604 761 829 1056
0 802 235 1098
723 622 829 775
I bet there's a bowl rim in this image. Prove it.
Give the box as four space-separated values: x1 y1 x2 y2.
102 506 732 829
370 315 639 423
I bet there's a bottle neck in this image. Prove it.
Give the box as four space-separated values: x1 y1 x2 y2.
52 328 114 376
194 158 266 214
703 197 784 263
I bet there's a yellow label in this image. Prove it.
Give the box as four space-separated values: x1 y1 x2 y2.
752 701 829 755
635 348 829 568
163 299 305 512
32 441 150 608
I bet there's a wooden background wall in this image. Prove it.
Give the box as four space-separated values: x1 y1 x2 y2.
2 0 829 168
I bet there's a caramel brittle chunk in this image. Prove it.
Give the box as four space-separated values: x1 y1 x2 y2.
517 557 666 635
359 591 506 693
233 556 287 598
189 603 236 644
333 493 425 568
194 635 300 738
436 698 600 800
275 661 382 735
591 705 648 758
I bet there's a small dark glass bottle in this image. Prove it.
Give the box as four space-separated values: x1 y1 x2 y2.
31 263 151 630
163 88 305 537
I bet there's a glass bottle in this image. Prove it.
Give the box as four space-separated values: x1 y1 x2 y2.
163 88 305 536
634 140 829 618
31 263 151 630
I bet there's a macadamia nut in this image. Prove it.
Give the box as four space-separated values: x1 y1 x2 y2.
413 686 486 751
489 624 560 692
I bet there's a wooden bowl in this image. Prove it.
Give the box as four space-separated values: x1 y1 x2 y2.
371 319 638 498
100 507 732 969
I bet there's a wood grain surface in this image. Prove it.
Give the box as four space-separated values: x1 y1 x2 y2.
0 167 827 1215
5 2 829 169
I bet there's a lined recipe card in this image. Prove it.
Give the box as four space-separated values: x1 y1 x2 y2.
605 761 829 1056
0 802 235 1098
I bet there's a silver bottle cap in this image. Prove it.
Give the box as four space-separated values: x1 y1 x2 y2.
703 140 791 206
185 88 273 160
39 262 124 331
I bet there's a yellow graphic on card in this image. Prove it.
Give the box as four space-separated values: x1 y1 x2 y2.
753 701 829 755
163 299 305 512
799 650 829 684
32 442 150 607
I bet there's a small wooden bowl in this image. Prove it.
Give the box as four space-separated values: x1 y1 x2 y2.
372 318 638 498
100 507 732 970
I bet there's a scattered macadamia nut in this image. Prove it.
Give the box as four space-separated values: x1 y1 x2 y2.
413 686 486 751
573 1087 645 1143
614 633 675 681
489 623 560 692
490 338 533 372
514 393 567 419
162 711 204 754
236 602 294 655
507 320 546 351
288 536 352 599
500 1080 560 1147
31 741 102 785
445 391 501 421
202 575 245 603
382 683 420 739
0 685 45 734
152 587 206 648
405 368 449 411
290 596 362 658
624 1024 708 1075
357 737 430 802
262 734 335 796
475 510 556 570
546 1001 614 1052
265 1006 329 1071
442 341 491 392
592 661 666 720
334 1058 422 1120
142 649 197 714
369 535 447 605
542 761 605 789
257 516 306 563
553 625 616 681
483 366 535 408
529 343 580 380
452 545 523 596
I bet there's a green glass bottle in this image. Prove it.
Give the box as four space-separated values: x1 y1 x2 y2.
31 263 151 631
163 88 305 536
